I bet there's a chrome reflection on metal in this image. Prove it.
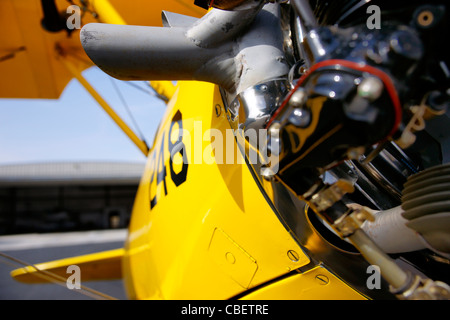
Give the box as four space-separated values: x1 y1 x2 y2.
358 141 419 201
227 79 291 131
288 108 311 127
323 141 420 210
293 15 312 66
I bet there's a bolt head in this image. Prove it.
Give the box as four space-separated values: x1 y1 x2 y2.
287 250 300 262
260 166 275 181
288 108 311 127
315 274 330 285
358 76 384 101
289 88 307 107
268 122 281 136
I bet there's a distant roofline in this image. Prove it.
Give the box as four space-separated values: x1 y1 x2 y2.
0 161 146 186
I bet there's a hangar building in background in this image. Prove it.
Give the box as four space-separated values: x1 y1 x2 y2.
0 162 145 234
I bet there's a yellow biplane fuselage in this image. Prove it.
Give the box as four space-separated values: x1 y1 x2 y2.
6 0 367 300
121 81 365 300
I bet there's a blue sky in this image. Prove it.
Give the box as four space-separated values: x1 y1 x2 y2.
0 67 167 165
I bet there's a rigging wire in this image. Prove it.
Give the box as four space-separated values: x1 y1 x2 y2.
108 77 149 151
65 0 98 19
0 46 26 63
0 251 118 300
126 81 169 102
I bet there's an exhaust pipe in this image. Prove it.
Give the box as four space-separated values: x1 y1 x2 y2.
80 1 289 97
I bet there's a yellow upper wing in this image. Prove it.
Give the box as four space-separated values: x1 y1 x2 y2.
0 0 205 99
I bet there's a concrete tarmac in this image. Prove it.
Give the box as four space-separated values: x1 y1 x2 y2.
0 229 128 300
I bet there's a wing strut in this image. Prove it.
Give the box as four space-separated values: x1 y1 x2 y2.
58 53 150 156
55 0 181 156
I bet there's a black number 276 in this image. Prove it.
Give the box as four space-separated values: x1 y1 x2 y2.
149 110 189 209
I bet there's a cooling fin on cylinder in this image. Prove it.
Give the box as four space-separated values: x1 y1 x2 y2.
402 163 450 254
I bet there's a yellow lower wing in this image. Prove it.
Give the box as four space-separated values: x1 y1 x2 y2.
10 248 124 284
